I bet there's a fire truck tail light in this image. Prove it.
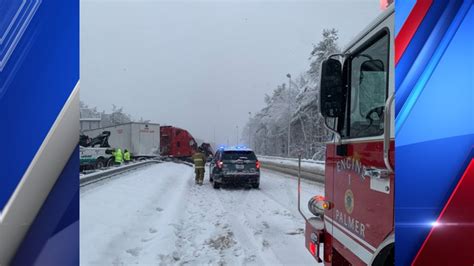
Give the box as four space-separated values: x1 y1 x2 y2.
256 160 261 169
309 242 316 256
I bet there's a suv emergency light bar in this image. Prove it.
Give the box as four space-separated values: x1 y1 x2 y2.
217 145 249 150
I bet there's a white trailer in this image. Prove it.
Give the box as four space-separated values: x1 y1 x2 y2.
83 122 161 159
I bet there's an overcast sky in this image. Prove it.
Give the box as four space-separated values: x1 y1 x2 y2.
80 0 381 146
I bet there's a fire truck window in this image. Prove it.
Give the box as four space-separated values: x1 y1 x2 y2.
348 32 388 138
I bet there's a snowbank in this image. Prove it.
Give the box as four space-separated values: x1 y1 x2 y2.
258 155 325 177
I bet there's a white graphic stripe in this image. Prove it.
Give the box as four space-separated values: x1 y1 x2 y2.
0 82 79 264
324 217 376 265
0 0 27 43
325 219 373 264
325 216 377 252
0 0 42 71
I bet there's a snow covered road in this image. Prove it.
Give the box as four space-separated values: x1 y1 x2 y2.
80 162 324 265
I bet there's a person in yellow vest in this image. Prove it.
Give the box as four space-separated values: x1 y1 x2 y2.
112 148 123 165
192 147 206 185
124 149 131 163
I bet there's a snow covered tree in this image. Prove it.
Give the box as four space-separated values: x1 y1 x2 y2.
308 28 340 82
80 101 101 119
100 105 132 127
244 28 340 160
80 101 136 128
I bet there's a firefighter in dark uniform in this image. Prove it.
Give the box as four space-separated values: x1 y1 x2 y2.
192 147 206 185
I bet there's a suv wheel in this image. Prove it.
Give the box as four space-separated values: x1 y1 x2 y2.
213 181 220 189
252 183 260 189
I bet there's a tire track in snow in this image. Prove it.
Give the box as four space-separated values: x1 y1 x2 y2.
210 170 317 265
212 188 281 265
168 175 252 265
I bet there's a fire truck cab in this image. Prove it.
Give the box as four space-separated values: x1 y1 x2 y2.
303 4 394 265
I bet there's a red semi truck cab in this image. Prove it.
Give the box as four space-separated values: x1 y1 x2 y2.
160 126 198 159
303 5 395 265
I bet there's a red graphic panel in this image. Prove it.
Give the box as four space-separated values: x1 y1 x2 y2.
395 0 433 64
412 159 474 265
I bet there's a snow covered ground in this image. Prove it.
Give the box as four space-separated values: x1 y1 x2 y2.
80 162 324 265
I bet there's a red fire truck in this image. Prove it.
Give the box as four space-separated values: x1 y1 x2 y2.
300 4 394 265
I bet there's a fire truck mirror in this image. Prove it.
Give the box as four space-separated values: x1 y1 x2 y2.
320 58 345 119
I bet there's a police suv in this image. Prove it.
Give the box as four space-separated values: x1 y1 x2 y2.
209 146 260 189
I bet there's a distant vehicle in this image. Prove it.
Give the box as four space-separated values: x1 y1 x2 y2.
160 126 198 160
80 146 113 170
83 122 161 160
80 131 111 148
79 131 114 170
200 142 214 160
209 146 260 189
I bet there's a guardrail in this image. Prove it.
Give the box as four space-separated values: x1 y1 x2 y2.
258 155 325 183
80 160 162 186
258 155 325 165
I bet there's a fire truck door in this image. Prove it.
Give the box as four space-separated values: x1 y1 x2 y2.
330 30 394 264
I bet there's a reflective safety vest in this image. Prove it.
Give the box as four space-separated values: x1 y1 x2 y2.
114 149 123 163
124 151 131 161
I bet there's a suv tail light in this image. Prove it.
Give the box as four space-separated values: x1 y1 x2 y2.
256 160 260 169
